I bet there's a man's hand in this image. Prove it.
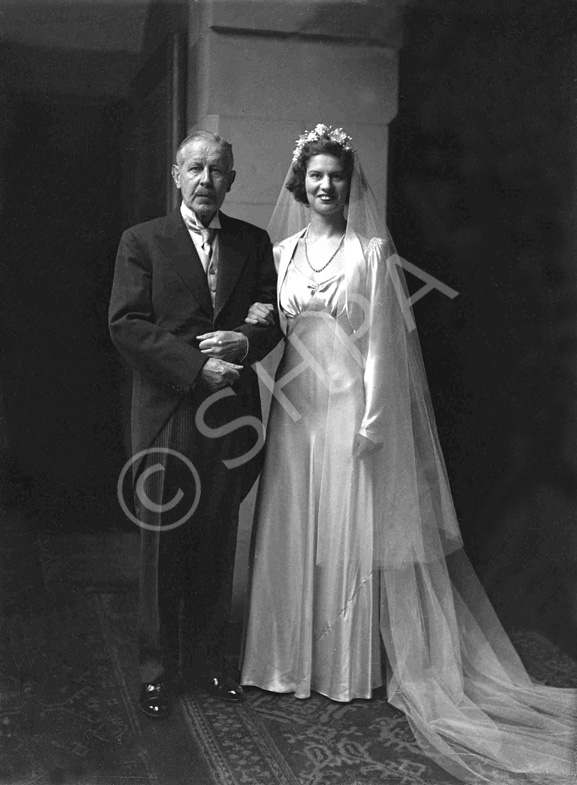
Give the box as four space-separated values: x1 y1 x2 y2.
198 357 243 391
352 433 383 459
197 330 248 362
245 302 275 326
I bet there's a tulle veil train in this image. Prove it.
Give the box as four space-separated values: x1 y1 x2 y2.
255 148 577 784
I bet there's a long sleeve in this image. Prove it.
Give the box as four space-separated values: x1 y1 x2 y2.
108 228 207 393
233 230 282 364
359 238 397 444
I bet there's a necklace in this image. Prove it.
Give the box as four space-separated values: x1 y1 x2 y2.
303 228 345 274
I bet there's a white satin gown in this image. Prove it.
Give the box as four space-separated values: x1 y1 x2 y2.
241 233 386 702
241 190 577 781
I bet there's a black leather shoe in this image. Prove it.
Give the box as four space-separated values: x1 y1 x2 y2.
201 674 245 703
139 680 173 719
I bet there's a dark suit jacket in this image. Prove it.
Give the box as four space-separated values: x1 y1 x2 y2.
109 207 280 479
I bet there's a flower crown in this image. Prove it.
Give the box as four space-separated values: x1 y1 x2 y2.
292 123 355 164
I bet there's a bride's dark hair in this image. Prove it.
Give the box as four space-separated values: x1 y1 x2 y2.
286 139 354 205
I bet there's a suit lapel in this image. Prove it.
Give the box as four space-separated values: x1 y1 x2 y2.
156 208 213 315
214 213 248 321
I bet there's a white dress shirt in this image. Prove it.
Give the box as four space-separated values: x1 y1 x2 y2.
180 202 221 274
179 202 249 361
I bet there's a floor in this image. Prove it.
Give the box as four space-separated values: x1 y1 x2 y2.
2 477 577 785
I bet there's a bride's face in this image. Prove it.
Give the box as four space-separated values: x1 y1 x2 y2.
305 154 349 217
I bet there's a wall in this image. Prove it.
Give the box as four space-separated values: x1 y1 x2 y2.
0 96 128 527
388 1 577 653
186 0 403 229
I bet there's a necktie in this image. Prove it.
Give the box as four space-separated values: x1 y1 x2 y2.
203 229 218 306
187 223 218 305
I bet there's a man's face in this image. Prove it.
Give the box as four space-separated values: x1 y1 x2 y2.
171 139 236 223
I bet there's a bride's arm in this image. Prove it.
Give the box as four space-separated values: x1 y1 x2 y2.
358 238 395 450
245 302 275 325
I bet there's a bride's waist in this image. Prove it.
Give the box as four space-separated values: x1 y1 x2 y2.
285 309 354 336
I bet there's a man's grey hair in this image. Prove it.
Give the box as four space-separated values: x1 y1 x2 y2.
175 131 234 170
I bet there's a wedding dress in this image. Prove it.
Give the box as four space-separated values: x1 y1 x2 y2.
241 152 577 784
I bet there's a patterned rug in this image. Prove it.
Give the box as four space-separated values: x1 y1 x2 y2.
96 592 577 785
1 526 212 785
25 532 577 785
181 634 577 785
180 688 450 785
95 591 459 785
0 522 155 785
0 594 162 785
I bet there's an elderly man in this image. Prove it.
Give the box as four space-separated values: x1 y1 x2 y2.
109 131 280 719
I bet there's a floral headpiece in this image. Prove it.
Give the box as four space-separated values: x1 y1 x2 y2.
292 123 355 164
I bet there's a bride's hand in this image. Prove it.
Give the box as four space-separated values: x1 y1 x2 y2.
245 302 275 326
353 433 382 459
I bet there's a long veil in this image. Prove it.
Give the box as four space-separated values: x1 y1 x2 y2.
266 153 577 783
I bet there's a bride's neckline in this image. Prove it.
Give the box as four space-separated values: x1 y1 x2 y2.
288 229 346 288
290 259 345 288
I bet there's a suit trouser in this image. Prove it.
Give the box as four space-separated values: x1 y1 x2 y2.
135 394 247 684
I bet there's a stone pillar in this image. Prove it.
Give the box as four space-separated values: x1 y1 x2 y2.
187 0 403 228
185 0 403 633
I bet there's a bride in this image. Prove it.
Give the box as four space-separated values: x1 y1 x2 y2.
240 124 577 783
